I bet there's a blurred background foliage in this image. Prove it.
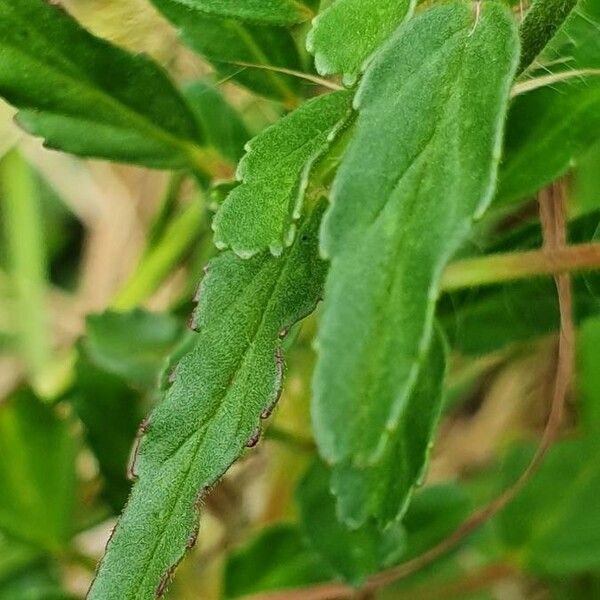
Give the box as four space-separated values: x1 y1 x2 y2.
0 0 600 599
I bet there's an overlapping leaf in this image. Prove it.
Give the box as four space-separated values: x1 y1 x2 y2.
0 0 212 170
497 0 600 204
213 91 353 257
88 204 327 599
152 0 314 26
307 0 415 85
329 328 447 527
150 0 304 103
313 1 519 491
296 459 406 584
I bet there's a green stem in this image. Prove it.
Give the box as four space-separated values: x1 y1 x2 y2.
112 198 208 311
0 150 51 390
143 172 186 256
441 242 600 291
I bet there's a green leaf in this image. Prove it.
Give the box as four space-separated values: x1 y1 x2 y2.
577 316 600 432
152 0 314 26
497 0 600 205
88 204 328 599
296 459 406 585
70 359 141 512
518 0 577 73
82 310 185 390
401 484 471 561
313 3 519 469
0 0 213 170
149 1 304 103
0 390 76 552
497 439 600 575
213 91 353 257
307 0 415 85
184 81 250 164
329 327 447 528
224 524 333 598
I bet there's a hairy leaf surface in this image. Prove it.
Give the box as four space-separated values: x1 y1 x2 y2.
0 0 210 170
313 3 519 469
151 0 304 103
330 328 447 527
497 0 600 204
152 0 314 25
213 91 353 257
88 205 327 599
518 0 577 73
307 0 415 85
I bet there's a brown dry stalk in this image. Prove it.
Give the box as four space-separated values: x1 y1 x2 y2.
249 181 575 600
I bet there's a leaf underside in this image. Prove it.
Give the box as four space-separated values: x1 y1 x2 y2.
213 91 353 258
87 204 327 600
331 327 447 528
312 1 519 524
307 0 415 85
0 0 204 169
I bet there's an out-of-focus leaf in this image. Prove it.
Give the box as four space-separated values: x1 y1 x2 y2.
88 204 328 599
70 360 141 512
82 310 185 390
313 1 518 477
0 391 76 552
0 536 74 600
296 459 405 585
151 0 314 26
224 524 333 599
497 439 600 575
497 0 600 205
213 91 352 257
184 81 250 164
0 0 212 170
578 316 600 432
72 310 186 510
150 1 304 103
330 327 447 528
307 0 414 85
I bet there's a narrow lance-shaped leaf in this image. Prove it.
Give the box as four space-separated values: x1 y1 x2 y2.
150 0 305 104
0 0 219 172
517 0 577 73
313 3 519 470
88 203 328 600
307 0 415 85
330 327 448 528
153 0 315 26
213 91 353 258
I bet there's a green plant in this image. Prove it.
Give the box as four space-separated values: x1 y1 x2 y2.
1 0 600 598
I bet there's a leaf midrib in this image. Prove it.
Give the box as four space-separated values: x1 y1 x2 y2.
129 255 292 599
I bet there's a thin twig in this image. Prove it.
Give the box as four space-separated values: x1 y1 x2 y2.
511 69 600 97
231 62 344 91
